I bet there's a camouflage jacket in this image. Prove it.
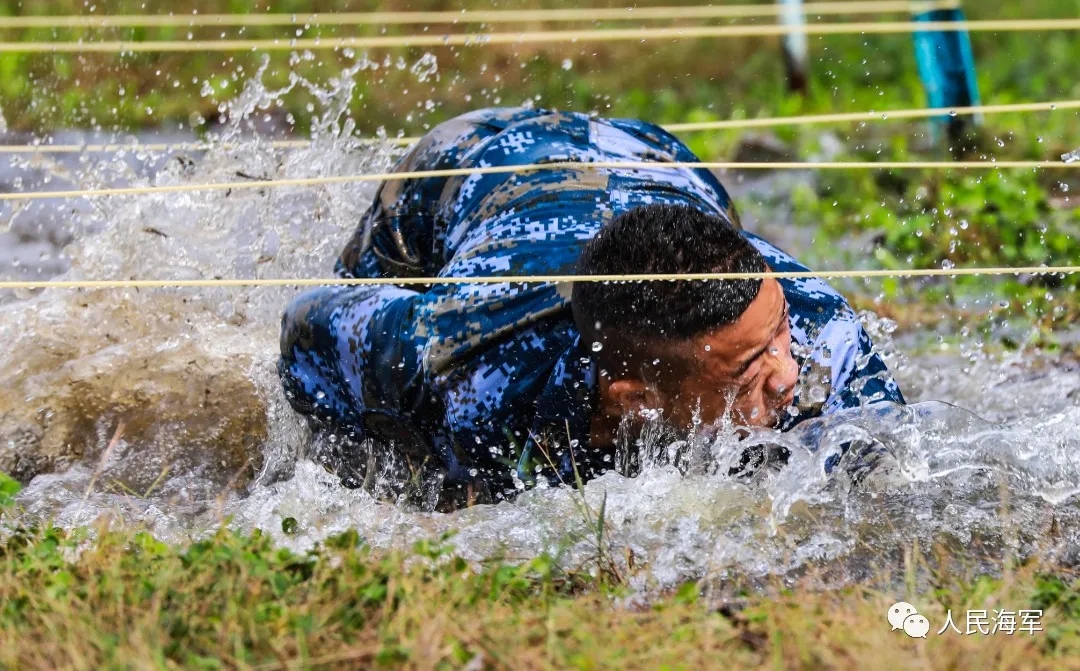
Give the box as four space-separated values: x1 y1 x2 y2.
278 107 905 500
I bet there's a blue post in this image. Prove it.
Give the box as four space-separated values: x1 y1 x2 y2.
912 6 982 143
779 0 809 94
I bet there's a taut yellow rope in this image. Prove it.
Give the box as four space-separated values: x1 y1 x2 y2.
0 160 1072 203
2 265 1078 291
0 2 964 29
0 19 1076 53
2 99 1075 155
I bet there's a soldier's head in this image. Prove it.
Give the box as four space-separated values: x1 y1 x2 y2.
571 203 798 432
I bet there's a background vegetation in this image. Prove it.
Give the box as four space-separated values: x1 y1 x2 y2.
3 0 1078 330
0 0 1077 145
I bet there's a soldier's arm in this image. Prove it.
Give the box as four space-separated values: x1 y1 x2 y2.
278 284 428 435
801 310 906 415
335 109 535 279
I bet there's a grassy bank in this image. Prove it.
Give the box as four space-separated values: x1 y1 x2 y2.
2 474 1080 670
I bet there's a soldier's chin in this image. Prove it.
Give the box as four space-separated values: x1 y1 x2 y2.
753 400 790 429
760 392 796 427
754 411 782 430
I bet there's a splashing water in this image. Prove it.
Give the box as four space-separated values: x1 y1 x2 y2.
0 57 398 500
3 61 1080 595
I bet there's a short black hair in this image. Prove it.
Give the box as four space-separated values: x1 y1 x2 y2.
571 203 767 381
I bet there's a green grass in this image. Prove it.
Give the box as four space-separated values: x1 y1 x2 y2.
2 473 1080 670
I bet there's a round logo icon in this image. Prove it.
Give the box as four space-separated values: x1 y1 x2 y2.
887 602 919 631
903 614 930 639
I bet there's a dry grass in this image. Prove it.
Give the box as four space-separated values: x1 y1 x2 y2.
2 499 1080 671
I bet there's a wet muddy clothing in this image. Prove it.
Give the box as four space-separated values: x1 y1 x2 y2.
278 107 905 502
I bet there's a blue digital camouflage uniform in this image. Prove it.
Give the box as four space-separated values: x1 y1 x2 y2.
278 107 905 503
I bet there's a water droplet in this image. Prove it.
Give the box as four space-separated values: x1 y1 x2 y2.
949 110 958 117
591 341 603 352
1062 149 1080 164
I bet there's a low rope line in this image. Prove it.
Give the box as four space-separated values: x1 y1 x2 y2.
4 99 1076 155
4 265 1080 291
0 138 408 155
663 99 1080 131
0 19 1076 53
0 2 962 29
0 160 1072 202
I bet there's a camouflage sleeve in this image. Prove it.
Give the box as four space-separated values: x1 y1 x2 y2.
277 285 428 435
798 312 907 478
804 310 907 414
333 122 475 280
335 108 544 279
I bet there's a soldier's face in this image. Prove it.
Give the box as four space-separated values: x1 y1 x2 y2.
663 279 799 430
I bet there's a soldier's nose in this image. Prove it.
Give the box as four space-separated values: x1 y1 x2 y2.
764 350 798 397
